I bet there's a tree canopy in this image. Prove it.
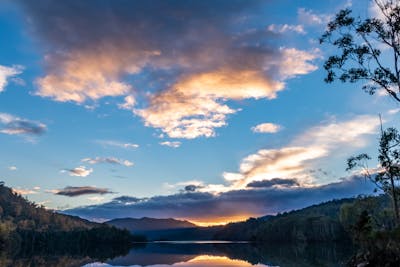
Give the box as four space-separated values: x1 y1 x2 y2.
320 0 400 102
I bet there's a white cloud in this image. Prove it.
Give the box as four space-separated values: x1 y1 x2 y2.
82 157 134 167
388 108 400 115
279 48 320 79
64 166 93 177
8 166 17 171
298 8 331 26
251 123 281 133
0 65 24 92
159 141 182 148
267 24 306 34
95 140 139 149
369 0 385 21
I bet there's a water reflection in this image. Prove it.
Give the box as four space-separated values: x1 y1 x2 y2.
87 242 353 267
0 241 353 266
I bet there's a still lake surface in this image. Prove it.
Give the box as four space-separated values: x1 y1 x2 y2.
82 241 353 267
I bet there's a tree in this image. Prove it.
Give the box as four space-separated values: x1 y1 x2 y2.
347 127 400 225
320 0 400 102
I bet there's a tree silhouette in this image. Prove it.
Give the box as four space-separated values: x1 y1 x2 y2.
347 127 400 225
320 0 400 102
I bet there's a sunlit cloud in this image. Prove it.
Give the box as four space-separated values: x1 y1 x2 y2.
63 166 93 177
52 186 113 197
118 95 136 110
0 113 47 136
16 0 320 139
251 122 281 133
87 196 106 202
227 115 380 189
136 50 318 139
0 65 24 92
82 157 134 167
12 186 40 195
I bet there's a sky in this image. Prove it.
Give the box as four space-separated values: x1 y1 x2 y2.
0 0 398 225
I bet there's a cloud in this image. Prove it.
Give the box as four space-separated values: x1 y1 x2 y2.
247 178 299 188
0 65 23 92
226 115 380 189
118 95 136 110
95 140 139 149
82 157 134 167
87 196 105 202
63 166 93 177
8 166 17 171
136 50 318 139
251 123 281 133
52 186 113 197
64 175 375 223
12 187 40 195
15 0 319 139
0 113 47 136
160 141 181 148
297 8 331 26
267 24 306 34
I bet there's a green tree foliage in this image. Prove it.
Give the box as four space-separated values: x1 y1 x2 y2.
320 0 400 102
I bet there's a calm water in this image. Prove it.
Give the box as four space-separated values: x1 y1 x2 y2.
81 241 353 267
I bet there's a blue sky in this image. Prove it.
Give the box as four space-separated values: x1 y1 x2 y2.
0 0 398 225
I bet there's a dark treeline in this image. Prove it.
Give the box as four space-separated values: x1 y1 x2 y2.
0 183 146 262
214 198 355 242
215 194 400 266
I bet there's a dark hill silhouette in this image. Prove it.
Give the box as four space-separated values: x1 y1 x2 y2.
106 217 197 232
0 182 142 259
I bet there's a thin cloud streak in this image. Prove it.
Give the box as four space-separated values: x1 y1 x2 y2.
82 157 134 167
95 140 139 149
52 186 113 197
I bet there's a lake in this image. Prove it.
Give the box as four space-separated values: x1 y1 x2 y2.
81 241 353 267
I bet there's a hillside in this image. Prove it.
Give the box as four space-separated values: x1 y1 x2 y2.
107 217 196 232
214 198 358 242
0 183 143 259
0 182 97 234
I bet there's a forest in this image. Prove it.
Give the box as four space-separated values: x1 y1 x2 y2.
0 182 145 261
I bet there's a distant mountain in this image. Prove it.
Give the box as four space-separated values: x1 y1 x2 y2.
106 217 197 232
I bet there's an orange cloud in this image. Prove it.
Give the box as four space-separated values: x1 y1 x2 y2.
136 69 287 139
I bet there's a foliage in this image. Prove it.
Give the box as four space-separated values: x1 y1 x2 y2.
214 198 355 242
347 127 400 224
320 0 400 102
0 183 145 256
